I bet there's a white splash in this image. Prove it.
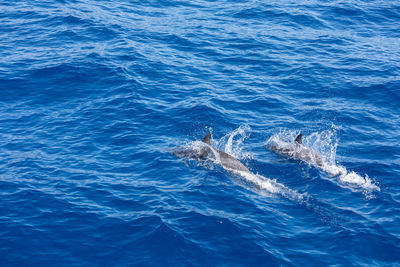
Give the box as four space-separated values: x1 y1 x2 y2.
267 129 380 192
323 164 380 192
217 125 252 160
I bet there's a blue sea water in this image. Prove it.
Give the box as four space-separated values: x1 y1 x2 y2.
1 0 400 265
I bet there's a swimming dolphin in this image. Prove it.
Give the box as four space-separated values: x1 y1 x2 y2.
268 133 325 168
173 134 251 173
267 133 381 191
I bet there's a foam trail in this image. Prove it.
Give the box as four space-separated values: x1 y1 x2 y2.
322 164 380 192
267 129 380 193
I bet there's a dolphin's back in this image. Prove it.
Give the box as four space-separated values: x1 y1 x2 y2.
269 140 325 168
218 150 250 173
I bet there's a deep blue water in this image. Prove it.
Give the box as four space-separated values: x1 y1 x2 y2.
1 0 400 266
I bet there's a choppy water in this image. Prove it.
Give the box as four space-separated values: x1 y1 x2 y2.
1 0 400 266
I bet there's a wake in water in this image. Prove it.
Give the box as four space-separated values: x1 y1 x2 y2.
266 129 380 193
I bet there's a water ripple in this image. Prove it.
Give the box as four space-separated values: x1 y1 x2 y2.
1 0 400 265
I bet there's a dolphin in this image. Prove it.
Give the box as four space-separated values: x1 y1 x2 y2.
268 133 325 168
172 134 251 173
267 133 381 191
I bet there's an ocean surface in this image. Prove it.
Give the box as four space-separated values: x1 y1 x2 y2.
1 0 400 266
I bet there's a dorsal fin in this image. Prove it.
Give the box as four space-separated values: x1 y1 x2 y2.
202 134 211 145
295 133 303 144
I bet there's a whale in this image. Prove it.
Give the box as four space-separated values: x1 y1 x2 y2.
172 134 251 173
267 133 326 168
